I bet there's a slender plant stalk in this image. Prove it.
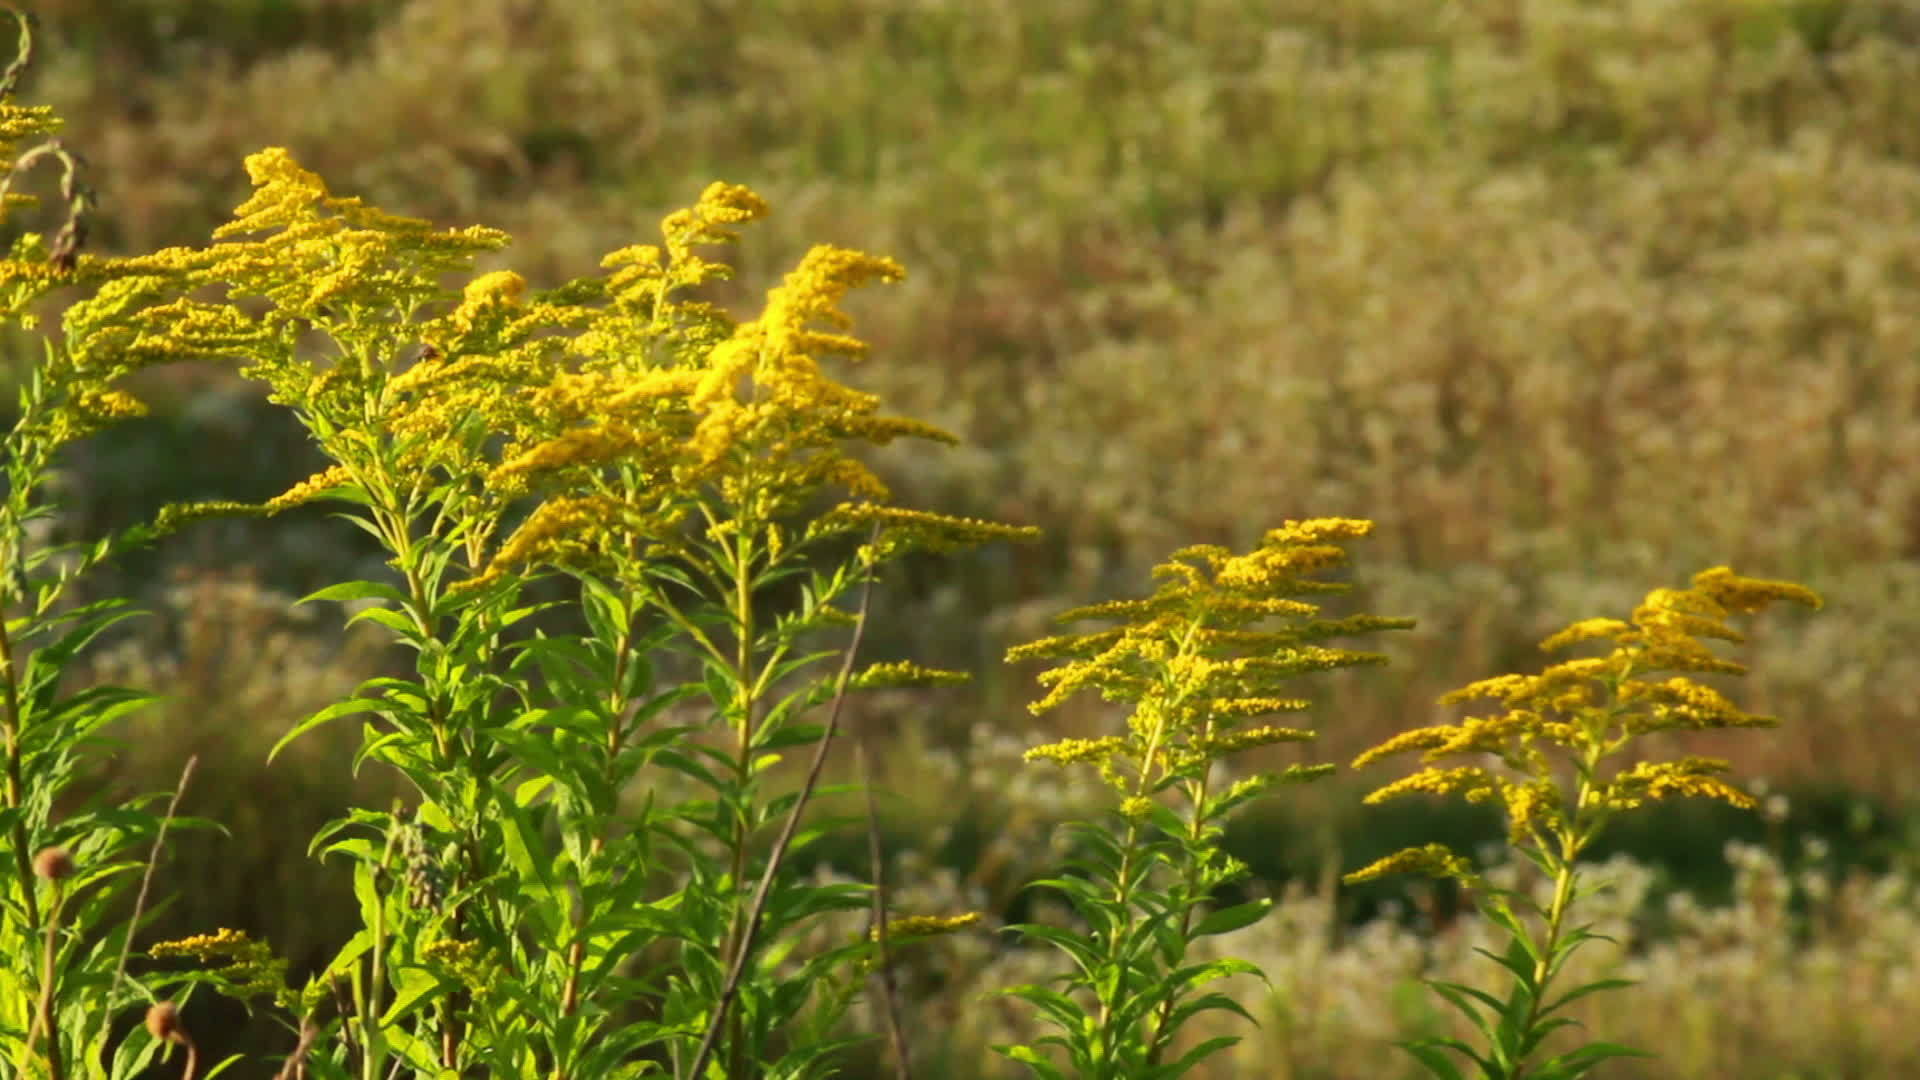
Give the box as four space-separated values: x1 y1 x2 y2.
856 730 912 1080
686 529 880 1080
0 611 42 935
32 874 65 1080
112 755 199 999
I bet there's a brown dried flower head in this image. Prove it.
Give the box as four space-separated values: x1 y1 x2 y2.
32 846 74 880
145 1000 181 1041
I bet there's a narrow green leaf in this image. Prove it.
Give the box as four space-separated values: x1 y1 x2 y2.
1191 899 1270 937
992 1044 1069 1080
269 697 386 764
298 579 411 608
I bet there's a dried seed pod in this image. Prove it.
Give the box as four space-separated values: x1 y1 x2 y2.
145 1000 181 1041
32 847 74 881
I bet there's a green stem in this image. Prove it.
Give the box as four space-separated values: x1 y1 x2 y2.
1095 621 1202 1062
684 529 881 1080
1508 853 1580 1080
715 524 758 1079
34 878 64 1080
558 616 635 1028
1144 758 1216 1067
0 602 41 935
363 829 397 1080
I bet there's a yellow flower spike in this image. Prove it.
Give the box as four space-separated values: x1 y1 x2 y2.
1345 576 1817 1073
1601 757 1757 810
1004 628 1126 664
1636 642 1748 677
1350 725 1455 769
1437 672 1538 707
874 913 981 941
600 243 665 273
1024 736 1127 767
1636 606 1746 643
265 465 355 512
1262 517 1376 545
1425 712 1541 760
1616 677 1771 734
1194 724 1317 755
1361 764 1500 806
695 180 770 224
849 661 970 690
1690 565 1823 614
147 927 289 1005
1198 696 1312 721
1538 617 1631 652
1534 655 1621 692
1343 843 1478 887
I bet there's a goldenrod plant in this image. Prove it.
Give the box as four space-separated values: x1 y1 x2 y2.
1346 566 1821 1080
0 7 223 1078
0 10 1033 1070
121 125 1033 1079
997 521 1413 1079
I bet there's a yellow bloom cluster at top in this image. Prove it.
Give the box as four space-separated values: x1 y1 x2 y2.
94 142 1034 587
1012 519 1413 793
1346 566 1821 885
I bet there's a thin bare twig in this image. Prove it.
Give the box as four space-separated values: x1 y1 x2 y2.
857 731 914 1080
0 5 33 101
274 1022 321 1080
112 754 199 1000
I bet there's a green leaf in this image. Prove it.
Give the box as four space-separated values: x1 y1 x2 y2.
1540 977 1636 1018
269 697 387 764
1160 989 1258 1033
1191 899 1270 937
1145 1034 1240 1080
298 579 411 608
1535 1039 1657 1079
350 604 420 638
1422 977 1502 1035
992 1043 1069 1080
380 964 450 1025
1398 1040 1471 1080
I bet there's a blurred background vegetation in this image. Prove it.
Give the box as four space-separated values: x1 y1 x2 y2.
5 0 1919 1074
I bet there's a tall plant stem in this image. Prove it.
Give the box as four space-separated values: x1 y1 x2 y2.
0 605 42 934
686 533 880 1080
1144 757 1216 1067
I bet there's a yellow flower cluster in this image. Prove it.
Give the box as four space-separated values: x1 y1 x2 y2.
92 148 1026 590
1010 521 1412 797
1025 735 1128 767
1345 842 1479 886
876 912 982 940
1348 566 1820 880
420 936 501 988
849 660 971 690
147 927 290 1007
